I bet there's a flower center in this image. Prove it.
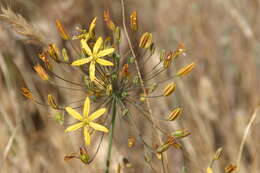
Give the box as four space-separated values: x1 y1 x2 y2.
83 119 90 125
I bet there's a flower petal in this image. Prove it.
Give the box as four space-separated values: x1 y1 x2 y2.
93 37 103 55
89 122 109 133
84 127 91 145
96 58 114 66
65 107 83 121
83 97 90 118
97 48 115 57
89 61 96 81
81 39 92 56
71 57 92 66
88 108 106 121
65 122 84 132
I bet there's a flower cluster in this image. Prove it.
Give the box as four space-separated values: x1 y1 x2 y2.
21 10 195 171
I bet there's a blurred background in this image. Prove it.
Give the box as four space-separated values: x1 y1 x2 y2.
0 0 260 172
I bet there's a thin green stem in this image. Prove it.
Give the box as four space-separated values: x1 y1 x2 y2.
105 98 117 173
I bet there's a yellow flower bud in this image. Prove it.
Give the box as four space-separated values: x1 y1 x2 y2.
104 10 116 31
139 32 152 49
213 147 223 160
21 87 34 100
55 19 70 40
163 82 176 96
130 11 138 32
33 64 49 80
128 137 135 148
167 107 182 121
48 94 58 109
171 129 191 138
225 164 237 173
47 44 59 61
177 63 195 77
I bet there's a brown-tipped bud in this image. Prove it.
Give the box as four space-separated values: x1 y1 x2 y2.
171 129 191 138
176 63 195 77
21 87 34 100
225 164 237 173
47 44 59 61
167 136 182 149
128 137 135 148
130 11 138 32
213 147 223 160
139 32 153 49
172 43 186 60
62 48 69 62
38 52 52 70
33 64 49 80
55 19 70 40
79 147 90 164
167 107 182 121
163 51 174 68
64 155 77 161
121 64 129 77
48 94 58 109
163 82 176 96
104 10 116 31
156 143 171 153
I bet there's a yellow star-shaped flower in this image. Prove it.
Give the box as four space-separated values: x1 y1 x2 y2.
72 37 115 81
65 97 109 145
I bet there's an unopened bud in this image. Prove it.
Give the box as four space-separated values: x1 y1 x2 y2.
139 32 153 49
163 82 176 96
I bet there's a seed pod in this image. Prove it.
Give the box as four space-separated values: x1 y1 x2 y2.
128 137 135 148
79 147 90 164
33 64 49 80
213 147 223 160
55 19 70 40
167 107 182 121
176 63 195 77
225 164 237 173
104 10 116 31
21 87 34 100
48 94 58 109
139 32 153 49
130 11 138 32
163 82 176 96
